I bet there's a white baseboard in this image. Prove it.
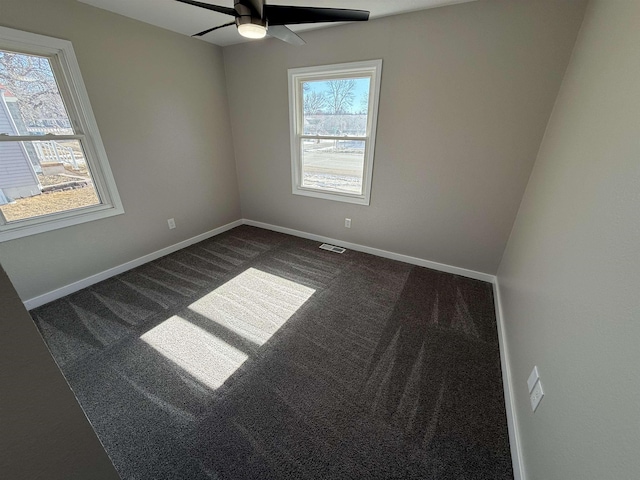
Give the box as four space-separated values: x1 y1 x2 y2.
25 217 494 308
243 219 495 283
23 219 243 310
493 280 525 480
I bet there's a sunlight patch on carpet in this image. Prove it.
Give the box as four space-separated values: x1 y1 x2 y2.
141 316 249 390
141 268 315 389
189 267 315 346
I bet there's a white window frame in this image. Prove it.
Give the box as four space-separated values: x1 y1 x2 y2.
0 26 123 242
288 60 382 205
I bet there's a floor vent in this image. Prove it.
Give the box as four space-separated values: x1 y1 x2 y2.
319 243 346 254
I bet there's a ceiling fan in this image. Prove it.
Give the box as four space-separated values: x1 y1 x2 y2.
175 0 370 45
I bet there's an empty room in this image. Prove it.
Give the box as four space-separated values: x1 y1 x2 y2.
1 0 638 479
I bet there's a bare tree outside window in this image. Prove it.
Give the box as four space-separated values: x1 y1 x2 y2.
0 51 69 130
325 79 356 114
303 90 327 115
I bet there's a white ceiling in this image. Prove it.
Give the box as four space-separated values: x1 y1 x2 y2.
78 0 475 46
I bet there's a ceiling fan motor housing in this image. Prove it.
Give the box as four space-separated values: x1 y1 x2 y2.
235 15 267 29
234 1 267 29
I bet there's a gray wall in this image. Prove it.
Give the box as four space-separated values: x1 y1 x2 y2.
0 0 241 300
223 0 587 274
0 263 120 479
497 1 640 478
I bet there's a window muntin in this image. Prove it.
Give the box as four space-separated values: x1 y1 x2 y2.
289 60 382 205
0 27 123 241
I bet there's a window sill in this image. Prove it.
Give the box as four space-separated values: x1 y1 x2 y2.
0 203 124 242
292 186 370 205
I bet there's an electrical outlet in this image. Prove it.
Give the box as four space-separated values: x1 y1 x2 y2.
530 380 544 412
345 218 351 228
167 218 176 229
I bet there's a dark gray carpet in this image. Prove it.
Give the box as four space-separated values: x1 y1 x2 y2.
32 225 513 480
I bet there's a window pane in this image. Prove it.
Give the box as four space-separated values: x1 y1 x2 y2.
302 77 370 137
0 50 74 136
301 139 365 195
0 139 100 222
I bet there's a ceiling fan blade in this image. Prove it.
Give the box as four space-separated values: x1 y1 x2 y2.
175 0 238 17
263 5 369 26
192 21 236 37
267 25 306 46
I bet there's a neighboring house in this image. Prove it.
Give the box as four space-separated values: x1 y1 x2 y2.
0 88 41 204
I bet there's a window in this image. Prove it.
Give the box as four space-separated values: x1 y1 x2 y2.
0 26 123 242
288 60 382 205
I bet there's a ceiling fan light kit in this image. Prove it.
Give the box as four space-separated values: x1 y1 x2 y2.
237 18 267 39
175 0 369 45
